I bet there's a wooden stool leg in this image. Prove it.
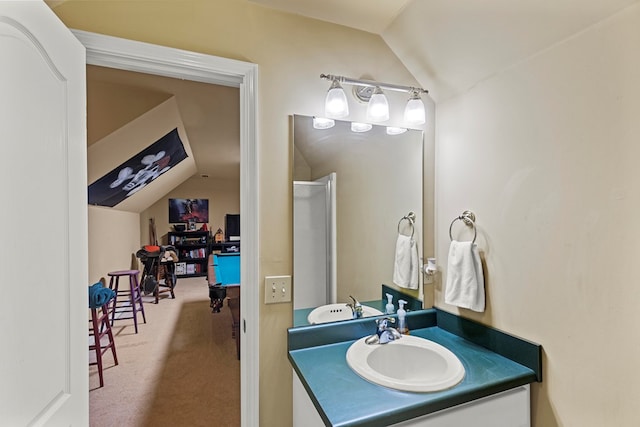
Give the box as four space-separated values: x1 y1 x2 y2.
101 304 118 366
90 308 104 388
131 272 146 324
129 274 139 333
90 303 119 388
108 276 119 327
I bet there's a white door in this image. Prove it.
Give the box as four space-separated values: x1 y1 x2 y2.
0 2 88 426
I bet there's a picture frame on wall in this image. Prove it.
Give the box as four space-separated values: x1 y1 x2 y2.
169 198 209 223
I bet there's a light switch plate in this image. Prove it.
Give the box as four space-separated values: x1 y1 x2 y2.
264 275 292 304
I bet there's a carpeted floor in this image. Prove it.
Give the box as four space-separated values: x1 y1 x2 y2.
89 277 240 426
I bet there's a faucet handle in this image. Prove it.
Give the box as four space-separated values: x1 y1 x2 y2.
346 296 363 318
373 317 401 344
375 317 395 330
349 295 361 306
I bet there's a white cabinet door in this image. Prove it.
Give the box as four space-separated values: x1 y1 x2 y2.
293 372 326 427
0 2 87 425
393 386 530 427
294 373 530 427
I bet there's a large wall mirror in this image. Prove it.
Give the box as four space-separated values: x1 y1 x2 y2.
292 114 424 326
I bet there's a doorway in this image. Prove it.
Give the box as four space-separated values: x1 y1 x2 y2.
74 30 259 426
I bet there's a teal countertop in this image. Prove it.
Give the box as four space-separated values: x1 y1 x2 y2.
288 309 541 427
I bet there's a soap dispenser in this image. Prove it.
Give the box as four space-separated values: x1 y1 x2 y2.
385 293 395 314
397 299 409 334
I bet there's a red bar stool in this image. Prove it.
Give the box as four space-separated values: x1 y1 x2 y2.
108 270 146 333
89 303 118 388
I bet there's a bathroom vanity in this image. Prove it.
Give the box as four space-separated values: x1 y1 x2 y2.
288 309 541 427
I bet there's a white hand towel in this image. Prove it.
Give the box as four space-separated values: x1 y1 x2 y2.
393 234 419 290
444 240 485 312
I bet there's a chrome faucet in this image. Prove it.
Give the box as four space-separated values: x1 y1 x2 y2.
365 317 402 345
347 295 363 319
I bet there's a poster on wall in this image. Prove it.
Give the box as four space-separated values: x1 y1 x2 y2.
88 128 188 207
169 198 209 223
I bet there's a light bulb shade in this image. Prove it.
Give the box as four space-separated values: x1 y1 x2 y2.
351 122 372 133
366 86 389 122
325 80 349 119
404 92 425 125
386 126 407 135
313 117 335 129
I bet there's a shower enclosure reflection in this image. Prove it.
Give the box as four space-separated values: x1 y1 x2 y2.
293 173 336 309
292 115 424 325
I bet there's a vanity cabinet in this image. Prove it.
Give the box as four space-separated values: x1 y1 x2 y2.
288 309 541 427
391 385 530 427
294 373 529 427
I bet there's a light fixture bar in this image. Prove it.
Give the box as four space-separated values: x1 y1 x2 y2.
320 73 428 95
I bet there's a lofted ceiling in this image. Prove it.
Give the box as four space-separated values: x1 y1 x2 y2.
86 66 240 212
250 0 640 101
87 65 240 182
249 0 412 34
53 1 640 102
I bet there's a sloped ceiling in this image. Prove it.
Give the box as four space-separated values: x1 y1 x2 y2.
88 66 239 180
251 0 640 101
87 97 198 213
87 65 240 213
249 0 412 34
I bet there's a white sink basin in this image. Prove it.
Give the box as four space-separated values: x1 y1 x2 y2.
307 303 383 324
346 334 465 392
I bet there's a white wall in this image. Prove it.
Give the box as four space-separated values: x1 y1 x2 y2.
435 4 640 426
88 206 140 283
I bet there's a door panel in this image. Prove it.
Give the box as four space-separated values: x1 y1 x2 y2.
0 2 87 425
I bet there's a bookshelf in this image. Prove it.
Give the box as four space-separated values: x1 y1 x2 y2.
168 230 210 278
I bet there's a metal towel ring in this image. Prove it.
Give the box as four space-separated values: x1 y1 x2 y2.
397 211 416 238
449 210 477 244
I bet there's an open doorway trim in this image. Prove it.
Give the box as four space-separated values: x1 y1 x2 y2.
73 30 259 427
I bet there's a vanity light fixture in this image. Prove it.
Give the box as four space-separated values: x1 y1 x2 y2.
312 116 336 129
366 86 389 122
324 79 349 119
351 122 373 133
321 73 428 125
404 90 426 125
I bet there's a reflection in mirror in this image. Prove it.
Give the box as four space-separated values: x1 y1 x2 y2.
292 115 424 326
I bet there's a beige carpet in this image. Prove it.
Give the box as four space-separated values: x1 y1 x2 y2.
90 277 240 426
